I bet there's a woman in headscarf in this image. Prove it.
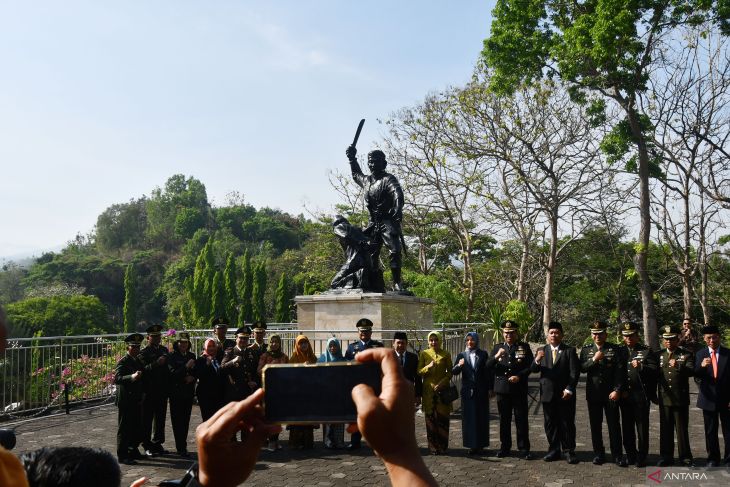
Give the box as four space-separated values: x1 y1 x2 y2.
418 330 453 454
452 331 491 455
287 335 318 449
257 334 289 451
194 338 225 422
317 337 347 449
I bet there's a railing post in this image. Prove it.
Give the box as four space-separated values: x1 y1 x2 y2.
64 382 70 415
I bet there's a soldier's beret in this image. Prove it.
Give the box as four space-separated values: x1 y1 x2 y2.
236 326 251 338
356 318 374 331
177 332 191 343
501 320 518 332
660 324 680 339
212 316 229 328
393 331 408 341
146 324 163 336
701 324 720 335
125 333 144 346
620 322 640 336
590 321 608 334
252 321 267 333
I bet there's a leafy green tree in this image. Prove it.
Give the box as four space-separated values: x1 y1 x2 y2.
192 239 214 325
6 295 112 336
481 0 730 347
146 174 211 250
239 250 253 324
95 198 148 252
123 264 136 333
252 261 267 323
211 270 226 321
274 273 291 323
223 254 238 324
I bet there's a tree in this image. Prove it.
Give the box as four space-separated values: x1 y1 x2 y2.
211 270 226 321
239 250 253 324
274 273 291 323
123 263 136 333
223 253 238 324
95 198 148 252
481 0 730 348
6 295 112 336
252 261 267 323
192 239 214 325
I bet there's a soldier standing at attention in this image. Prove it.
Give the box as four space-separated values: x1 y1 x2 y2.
212 317 235 363
167 332 197 458
580 321 627 466
657 324 695 467
618 321 657 467
114 333 145 465
221 326 259 403
139 323 170 456
344 318 383 449
249 321 268 366
486 320 534 459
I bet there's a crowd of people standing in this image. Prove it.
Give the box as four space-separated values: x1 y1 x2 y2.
113 315 730 471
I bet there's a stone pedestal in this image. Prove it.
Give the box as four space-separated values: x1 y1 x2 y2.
294 292 434 336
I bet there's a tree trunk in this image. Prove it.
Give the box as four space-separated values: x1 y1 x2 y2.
517 234 530 301
626 106 659 350
542 214 558 338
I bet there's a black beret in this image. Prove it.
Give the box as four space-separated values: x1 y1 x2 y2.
393 331 408 341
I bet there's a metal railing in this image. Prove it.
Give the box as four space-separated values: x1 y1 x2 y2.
1 324 485 421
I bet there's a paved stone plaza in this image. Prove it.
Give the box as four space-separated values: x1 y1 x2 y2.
8 380 723 486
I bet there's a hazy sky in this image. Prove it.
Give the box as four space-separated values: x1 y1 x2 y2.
0 1 494 259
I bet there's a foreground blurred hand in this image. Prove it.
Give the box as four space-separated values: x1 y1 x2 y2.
350 348 438 487
195 389 281 487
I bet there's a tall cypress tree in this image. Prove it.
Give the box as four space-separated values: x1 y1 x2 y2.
223 253 238 324
193 239 214 325
211 270 226 321
123 263 136 333
252 261 267 323
274 273 290 323
239 250 253 324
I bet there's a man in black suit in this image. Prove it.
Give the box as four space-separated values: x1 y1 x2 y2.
487 320 534 459
579 321 627 467
694 324 730 467
114 333 146 465
531 321 580 464
138 323 170 456
392 331 422 407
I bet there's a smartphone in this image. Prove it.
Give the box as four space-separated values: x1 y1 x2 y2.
262 362 382 424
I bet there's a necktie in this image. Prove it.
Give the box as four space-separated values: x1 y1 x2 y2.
711 349 718 379
552 348 557 364
400 354 405 367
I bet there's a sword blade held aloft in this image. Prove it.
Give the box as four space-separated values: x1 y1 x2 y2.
352 119 365 147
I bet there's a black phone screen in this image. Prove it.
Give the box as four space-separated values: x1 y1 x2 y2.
262 362 382 424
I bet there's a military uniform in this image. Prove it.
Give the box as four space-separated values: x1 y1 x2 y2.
211 317 236 363
138 324 171 455
486 321 534 457
114 333 145 465
167 332 196 456
344 318 383 449
579 321 627 465
221 326 260 402
657 324 695 466
249 321 268 367
618 322 657 466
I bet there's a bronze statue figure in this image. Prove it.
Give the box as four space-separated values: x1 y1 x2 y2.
330 215 384 292
341 143 407 293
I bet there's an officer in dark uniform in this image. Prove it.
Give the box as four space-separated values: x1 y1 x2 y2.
221 326 259 403
138 323 171 456
344 318 384 449
579 320 627 466
657 324 695 467
486 320 534 459
167 332 196 457
249 321 268 365
212 316 235 363
618 321 657 467
114 333 145 465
